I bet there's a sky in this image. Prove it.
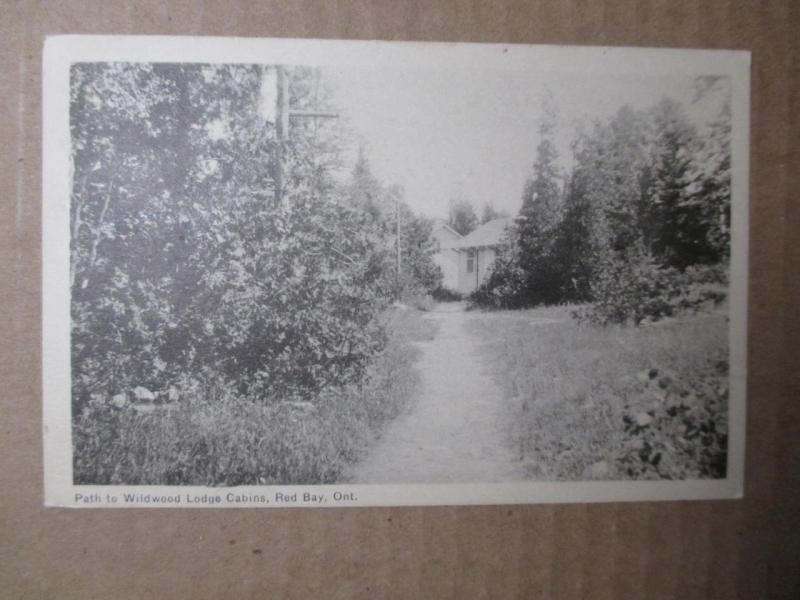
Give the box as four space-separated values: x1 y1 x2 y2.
325 66 725 220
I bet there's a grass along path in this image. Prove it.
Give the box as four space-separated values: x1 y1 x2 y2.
347 303 524 483
467 305 729 480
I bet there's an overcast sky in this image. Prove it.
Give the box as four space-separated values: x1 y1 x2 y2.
326 66 723 220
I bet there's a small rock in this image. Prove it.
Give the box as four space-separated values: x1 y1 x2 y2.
657 375 673 390
688 406 711 421
282 400 316 414
635 412 653 427
636 370 651 384
680 393 699 408
666 392 685 407
672 384 689 397
110 393 127 408
133 386 155 402
650 389 667 404
629 438 645 451
589 460 609 479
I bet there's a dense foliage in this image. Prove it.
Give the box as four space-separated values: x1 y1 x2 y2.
70 63 439 422
345 150 443 300
469 80 732 324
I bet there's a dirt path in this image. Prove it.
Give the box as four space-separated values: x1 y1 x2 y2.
348 303 523 483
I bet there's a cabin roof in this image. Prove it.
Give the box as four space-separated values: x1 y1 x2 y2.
431 220 463 238
451 217 514 250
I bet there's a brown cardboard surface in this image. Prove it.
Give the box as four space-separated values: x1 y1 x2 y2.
1 1 798 598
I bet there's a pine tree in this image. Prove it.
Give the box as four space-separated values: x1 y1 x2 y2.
515 93 563 305
695 94 732 263
647 97 709 269
554 165 595 302
347 147 384 221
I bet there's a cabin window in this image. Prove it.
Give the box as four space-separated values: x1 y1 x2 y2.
466 251 474 273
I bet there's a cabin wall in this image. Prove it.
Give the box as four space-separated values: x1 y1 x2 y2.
431 226 461 251
457 247 497 295
433 249 460 290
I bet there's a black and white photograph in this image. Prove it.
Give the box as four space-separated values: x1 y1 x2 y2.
42 36 748 507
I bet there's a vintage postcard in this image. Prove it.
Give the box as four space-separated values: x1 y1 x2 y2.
43 35 749 507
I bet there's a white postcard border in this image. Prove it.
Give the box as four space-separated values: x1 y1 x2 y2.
43 35 750 508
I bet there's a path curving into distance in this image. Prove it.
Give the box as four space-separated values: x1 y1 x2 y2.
348 303 523 484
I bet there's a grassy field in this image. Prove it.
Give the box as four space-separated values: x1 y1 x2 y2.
468 306 729 480
73 306 433 486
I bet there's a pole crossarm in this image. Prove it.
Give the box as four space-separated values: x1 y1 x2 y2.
271 66 339 205
289 111 339 119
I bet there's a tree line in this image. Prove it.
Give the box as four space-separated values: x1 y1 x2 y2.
471 79 732 324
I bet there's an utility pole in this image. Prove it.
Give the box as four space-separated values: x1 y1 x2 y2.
271 66 338 206
395 193 402 300
276 66 290 141
273 66 289 205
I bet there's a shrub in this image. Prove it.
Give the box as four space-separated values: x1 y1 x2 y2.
467 247 528 310
71 187 392 409
617 362 728 479
430 286 462 302
573 244 684 326
572 244 730 326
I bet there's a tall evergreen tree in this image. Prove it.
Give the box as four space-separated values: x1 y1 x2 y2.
515 93 563 305
694 91 732 264
347 147 384 221
554 163 595 302
647 98 709 269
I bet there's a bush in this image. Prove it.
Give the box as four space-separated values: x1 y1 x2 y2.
573 245 683 326
617 363 728 479
430 286 462 302
572 244 728 327
71 188 392 409
467 248 527 310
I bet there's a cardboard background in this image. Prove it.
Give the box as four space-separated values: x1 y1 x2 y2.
1 1 798 598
